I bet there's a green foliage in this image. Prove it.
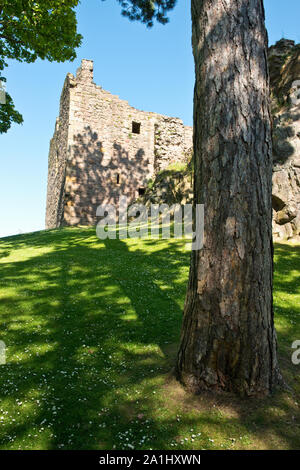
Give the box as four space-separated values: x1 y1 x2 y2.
147 177 154 189
0 0 82 133
0 90 23 133
0 1 82 70
163 161 188 173
115 0 177 27
0 228 299 449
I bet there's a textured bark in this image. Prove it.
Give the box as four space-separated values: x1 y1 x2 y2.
176 0 282 396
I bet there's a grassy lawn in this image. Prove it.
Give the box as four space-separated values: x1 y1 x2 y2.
0 227 299 450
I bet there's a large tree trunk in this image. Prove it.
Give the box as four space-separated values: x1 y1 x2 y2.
176 0 282 397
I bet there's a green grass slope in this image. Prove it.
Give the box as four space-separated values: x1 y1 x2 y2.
0 227 299 450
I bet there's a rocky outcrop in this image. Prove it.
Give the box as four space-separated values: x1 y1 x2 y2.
269 39 300 241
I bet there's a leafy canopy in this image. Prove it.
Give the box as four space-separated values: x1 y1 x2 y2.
0 0 82 133
115 0 177 27
0 0 177 133
0 1 82 70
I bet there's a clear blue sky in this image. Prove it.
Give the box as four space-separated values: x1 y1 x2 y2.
0 0 299 238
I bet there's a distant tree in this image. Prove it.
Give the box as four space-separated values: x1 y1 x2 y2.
0 0 82 133
0 85 23 133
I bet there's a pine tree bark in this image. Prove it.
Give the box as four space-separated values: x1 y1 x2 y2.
176 0 282 396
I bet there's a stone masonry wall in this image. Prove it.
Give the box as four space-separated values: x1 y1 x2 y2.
46 42 299 240
269 40 300 241
154 117 193 172
46 59 192 228
45 75 72 228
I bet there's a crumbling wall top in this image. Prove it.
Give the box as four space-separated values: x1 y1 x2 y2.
76 59 94 83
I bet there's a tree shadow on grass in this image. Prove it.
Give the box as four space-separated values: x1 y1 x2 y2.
273 243 300 345
0 230 299 449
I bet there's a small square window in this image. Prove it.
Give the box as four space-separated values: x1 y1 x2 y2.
138 187 146 196
132 122 141 134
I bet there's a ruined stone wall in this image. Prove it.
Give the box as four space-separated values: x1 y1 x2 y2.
45 75 72 228
130 39 300 242
269 40 300 241
46 59 192 228
154 117 192 172
47 43 299 239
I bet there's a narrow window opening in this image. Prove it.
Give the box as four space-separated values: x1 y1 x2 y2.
116 174 120 185
132 122 141 134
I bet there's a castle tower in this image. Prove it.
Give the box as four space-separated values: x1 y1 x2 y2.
45 60 193 229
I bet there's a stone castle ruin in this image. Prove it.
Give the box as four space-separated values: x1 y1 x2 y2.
46 40 300 240
46 59 192 228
